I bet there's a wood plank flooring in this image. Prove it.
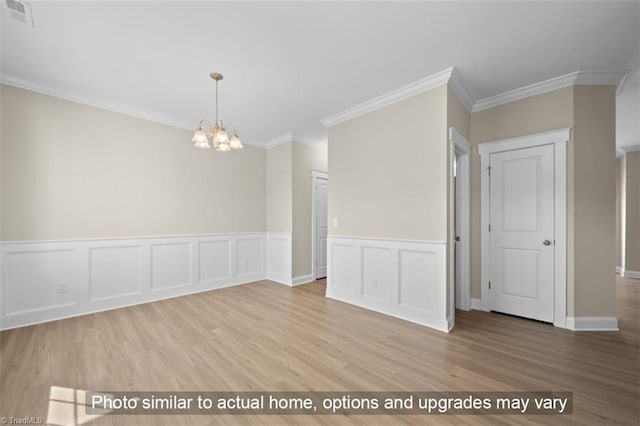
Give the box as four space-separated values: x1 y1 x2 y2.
1 277 638 425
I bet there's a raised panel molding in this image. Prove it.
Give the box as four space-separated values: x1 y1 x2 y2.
0 233 267 330
326 236 448 332
4 248 77 315
236 237 265 278
266 233 292 285
89 245 142 302
199 240 231 283
151 242 192 291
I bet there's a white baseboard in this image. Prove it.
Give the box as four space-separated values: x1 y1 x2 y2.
292 274 314 286
470 298 484 311
447 315 455 332
622 269 640 279
326 235 449 333
1 233 267 330
616 266 624 275
566 316 619 331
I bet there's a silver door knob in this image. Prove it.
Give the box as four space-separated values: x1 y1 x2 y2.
543 240 552 246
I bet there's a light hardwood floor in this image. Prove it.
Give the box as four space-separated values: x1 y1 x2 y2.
1 277 638 425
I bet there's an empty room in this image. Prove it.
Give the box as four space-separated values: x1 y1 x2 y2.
1 1 639 425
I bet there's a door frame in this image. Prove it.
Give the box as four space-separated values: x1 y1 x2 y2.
311 169 328 280
449 127 471 313
479 128 570 329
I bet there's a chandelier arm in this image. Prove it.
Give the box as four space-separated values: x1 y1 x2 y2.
199 120 213 135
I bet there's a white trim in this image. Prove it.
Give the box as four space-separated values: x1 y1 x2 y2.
321 67 454 127
449 127 471 313
553 141 568 329
266 232 292 285
1 233 268 330
292 274 315 286
470 298 483 310
449 127 472 153
616 144 640 158
265 132 293 149
616 266 624 275
326 236 449 332
622 270 640 279
1 74 269 149
480 128 569 328
0 231 265 246
311 170 328 179
329 234 447 245
472 71 627 112
446 315 455 332
566 316 619 332
266 132 326 150
448 68 474 111
292 134 327 149
478 128 572 156
311 171 328 280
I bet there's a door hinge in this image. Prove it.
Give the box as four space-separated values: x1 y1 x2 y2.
487 166 491 176
488 224 491 232
488 281 491 290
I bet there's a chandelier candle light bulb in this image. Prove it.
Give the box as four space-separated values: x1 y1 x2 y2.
192 72 243 152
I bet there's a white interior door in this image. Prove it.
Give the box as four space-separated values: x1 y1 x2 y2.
315 178 328 279
489 144 555 322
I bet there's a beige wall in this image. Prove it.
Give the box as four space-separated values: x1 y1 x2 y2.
292 143 328 277
572 86 617 316
469 85 617 317
469 87 574 299
616 158 623 268
623 151 640 272
328 85 448 241
266 142 292 233
447 87 470 140
1 85 266 241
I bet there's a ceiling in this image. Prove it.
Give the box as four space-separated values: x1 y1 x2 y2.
2 1 639 148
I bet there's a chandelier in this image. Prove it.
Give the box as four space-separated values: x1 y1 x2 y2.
192 72 243 152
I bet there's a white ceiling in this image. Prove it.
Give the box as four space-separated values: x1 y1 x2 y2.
2 1 639 148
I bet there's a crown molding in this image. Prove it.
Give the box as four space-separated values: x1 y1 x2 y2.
291 133 328 150
265 132 327 150
617 144 640 157
265 132 293 149
1 74 267 149
2 74 193 130
448 68 474 111
472 70 628 112
321 67 455 127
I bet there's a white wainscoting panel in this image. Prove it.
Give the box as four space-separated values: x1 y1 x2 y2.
151 242 192 291
326 236 448 332
266 233 292 285
5 248 78 315
89 245 142 302
236 237 265 278
199 240 231 283
0 233 267 330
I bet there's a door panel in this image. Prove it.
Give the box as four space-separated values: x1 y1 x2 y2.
490 145 554 322
316 179 328 278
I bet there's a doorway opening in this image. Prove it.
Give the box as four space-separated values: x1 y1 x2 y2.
449 127 471 322
311 170 328 280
